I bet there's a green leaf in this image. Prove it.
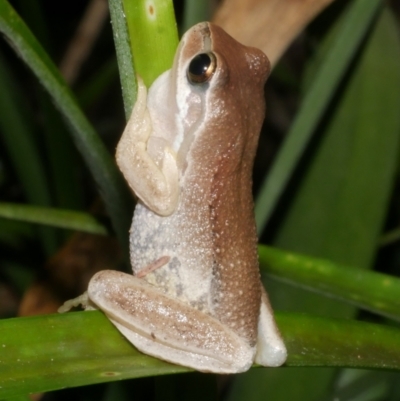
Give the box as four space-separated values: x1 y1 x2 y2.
0 0 132 252
259 245 400 322
38 93 84 213
108 0 138 117
0 56 50 209
0 52 57 255
122 0 178 88
1 312 400 398
274 7 400 269
109 0 178 112
255 0 384 233
0 312 188 398
181 0 212 33
0 203 108 235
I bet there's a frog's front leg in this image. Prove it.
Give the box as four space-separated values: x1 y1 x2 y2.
88 270 256 374
116 78 179 216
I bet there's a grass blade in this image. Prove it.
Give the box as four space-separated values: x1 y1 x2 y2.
0 1 132 250
108 0 137 117
0 53 56 254
255 0 383 233
0 203 107 235
259 245 400 322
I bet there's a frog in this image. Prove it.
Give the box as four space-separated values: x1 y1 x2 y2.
61 21 287 374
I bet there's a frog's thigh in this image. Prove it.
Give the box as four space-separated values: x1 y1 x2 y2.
255 288 287 367
88 270 255 373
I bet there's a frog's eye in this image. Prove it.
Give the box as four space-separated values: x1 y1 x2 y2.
187 52 217 84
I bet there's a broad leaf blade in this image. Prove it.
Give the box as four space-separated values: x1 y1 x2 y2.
2 312 400 398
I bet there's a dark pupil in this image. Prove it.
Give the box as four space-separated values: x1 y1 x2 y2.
188 53 211 77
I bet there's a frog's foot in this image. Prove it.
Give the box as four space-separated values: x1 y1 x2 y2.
58 291 96 313
87 270 256 374
255 288 287 367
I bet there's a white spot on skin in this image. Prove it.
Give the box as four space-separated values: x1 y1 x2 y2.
145 0 156 21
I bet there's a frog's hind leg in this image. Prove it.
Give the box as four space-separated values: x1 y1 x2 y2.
255 288 287 367
88 270 255 374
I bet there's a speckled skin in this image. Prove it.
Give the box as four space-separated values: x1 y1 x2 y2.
86 22 286 373
131 23 269 346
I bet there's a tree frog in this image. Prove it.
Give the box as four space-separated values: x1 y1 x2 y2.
61 22 286 374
